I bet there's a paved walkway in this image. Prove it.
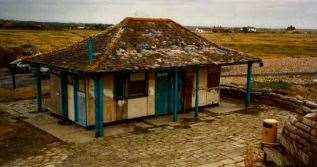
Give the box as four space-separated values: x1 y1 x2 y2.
1 100 295 167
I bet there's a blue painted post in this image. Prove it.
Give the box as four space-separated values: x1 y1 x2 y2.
35 66 42 112
173 69 178 122
194 67 199 117
245 63 253 107
87 37 96 64
60 72 68 119
94 75 104 137
73 75 79 122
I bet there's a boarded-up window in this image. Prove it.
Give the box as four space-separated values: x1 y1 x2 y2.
207 69 220 88
114 73 147 99
127 73 147 98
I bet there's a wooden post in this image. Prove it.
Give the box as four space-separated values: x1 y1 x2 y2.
94 75 104 137
73 75 79 122
173 69 178 122
35 66 42 112
60 72 68 119
11 72 16 90
245 63 253 107
194 66 199 117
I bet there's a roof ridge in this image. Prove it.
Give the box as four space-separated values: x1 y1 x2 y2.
122 17 172 23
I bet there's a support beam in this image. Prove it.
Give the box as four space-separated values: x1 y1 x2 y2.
94 75 104 137
194 66 199 117
60 72 68 119
34 66 42 112
73 75 79 122
245 63 253 107
173 69 178 122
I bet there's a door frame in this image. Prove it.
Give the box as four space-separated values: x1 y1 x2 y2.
155 70 184 116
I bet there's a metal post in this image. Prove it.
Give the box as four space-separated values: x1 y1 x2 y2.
73 75 79 122
173 69 178 122
35 66 42 112
60 72 68 119
194 66 199 117
94 75 104 137
245 63 253 107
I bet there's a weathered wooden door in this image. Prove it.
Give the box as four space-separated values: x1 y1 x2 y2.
77 91 87 126
155 72 170 115
67 84 75 121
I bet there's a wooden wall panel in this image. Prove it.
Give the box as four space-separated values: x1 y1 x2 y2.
67 84 75 121
46 73 61 115
147 72 155 115
116 100 128 120
103 74 116 123
190 67 220 107
183 69 194 110
128 97 148 119
86 78 95 126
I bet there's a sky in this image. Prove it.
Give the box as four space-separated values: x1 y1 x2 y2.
0 0 317 29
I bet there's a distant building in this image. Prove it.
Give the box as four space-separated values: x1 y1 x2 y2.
195 28 205 33
77 26 85 29
241 26 257 33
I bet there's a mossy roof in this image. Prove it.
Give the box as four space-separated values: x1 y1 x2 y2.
24 17 262 73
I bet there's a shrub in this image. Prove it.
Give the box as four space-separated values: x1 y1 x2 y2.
0 46 17 68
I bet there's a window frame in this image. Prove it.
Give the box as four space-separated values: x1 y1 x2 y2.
114 72 148 100
207 67 220 89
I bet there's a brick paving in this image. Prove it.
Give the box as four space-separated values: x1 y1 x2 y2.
1 100 295 167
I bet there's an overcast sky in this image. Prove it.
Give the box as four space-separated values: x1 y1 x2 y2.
0 0 316 28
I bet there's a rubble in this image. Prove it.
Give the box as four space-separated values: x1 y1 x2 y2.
221 85 317 115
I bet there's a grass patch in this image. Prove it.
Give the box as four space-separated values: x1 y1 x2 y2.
201 32 317 59
253 81 290 90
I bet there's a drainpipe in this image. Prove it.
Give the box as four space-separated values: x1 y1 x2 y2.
194 66 199 117
245 63 253 107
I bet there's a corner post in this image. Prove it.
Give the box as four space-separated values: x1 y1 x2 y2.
173 69 178 122
73 75 79 122
60 72 68 119
34 66 42 112
245 63 253 107
94 75 104 137
194 66 199 117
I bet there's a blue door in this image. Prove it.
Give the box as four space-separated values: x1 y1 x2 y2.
155 71 184 115
155 72 170 115
77 91 87 126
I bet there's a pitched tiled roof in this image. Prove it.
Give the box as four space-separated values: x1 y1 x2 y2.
24 17 262 73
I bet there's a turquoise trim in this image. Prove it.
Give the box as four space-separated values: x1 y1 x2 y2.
245 63 253 107
73 75 79 122
60 72 68 119
173 69 178 122
87 37 96 64
94 76 104 137
194 67 199 117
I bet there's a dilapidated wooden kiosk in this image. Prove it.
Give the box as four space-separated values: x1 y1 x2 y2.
24 18 262 137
